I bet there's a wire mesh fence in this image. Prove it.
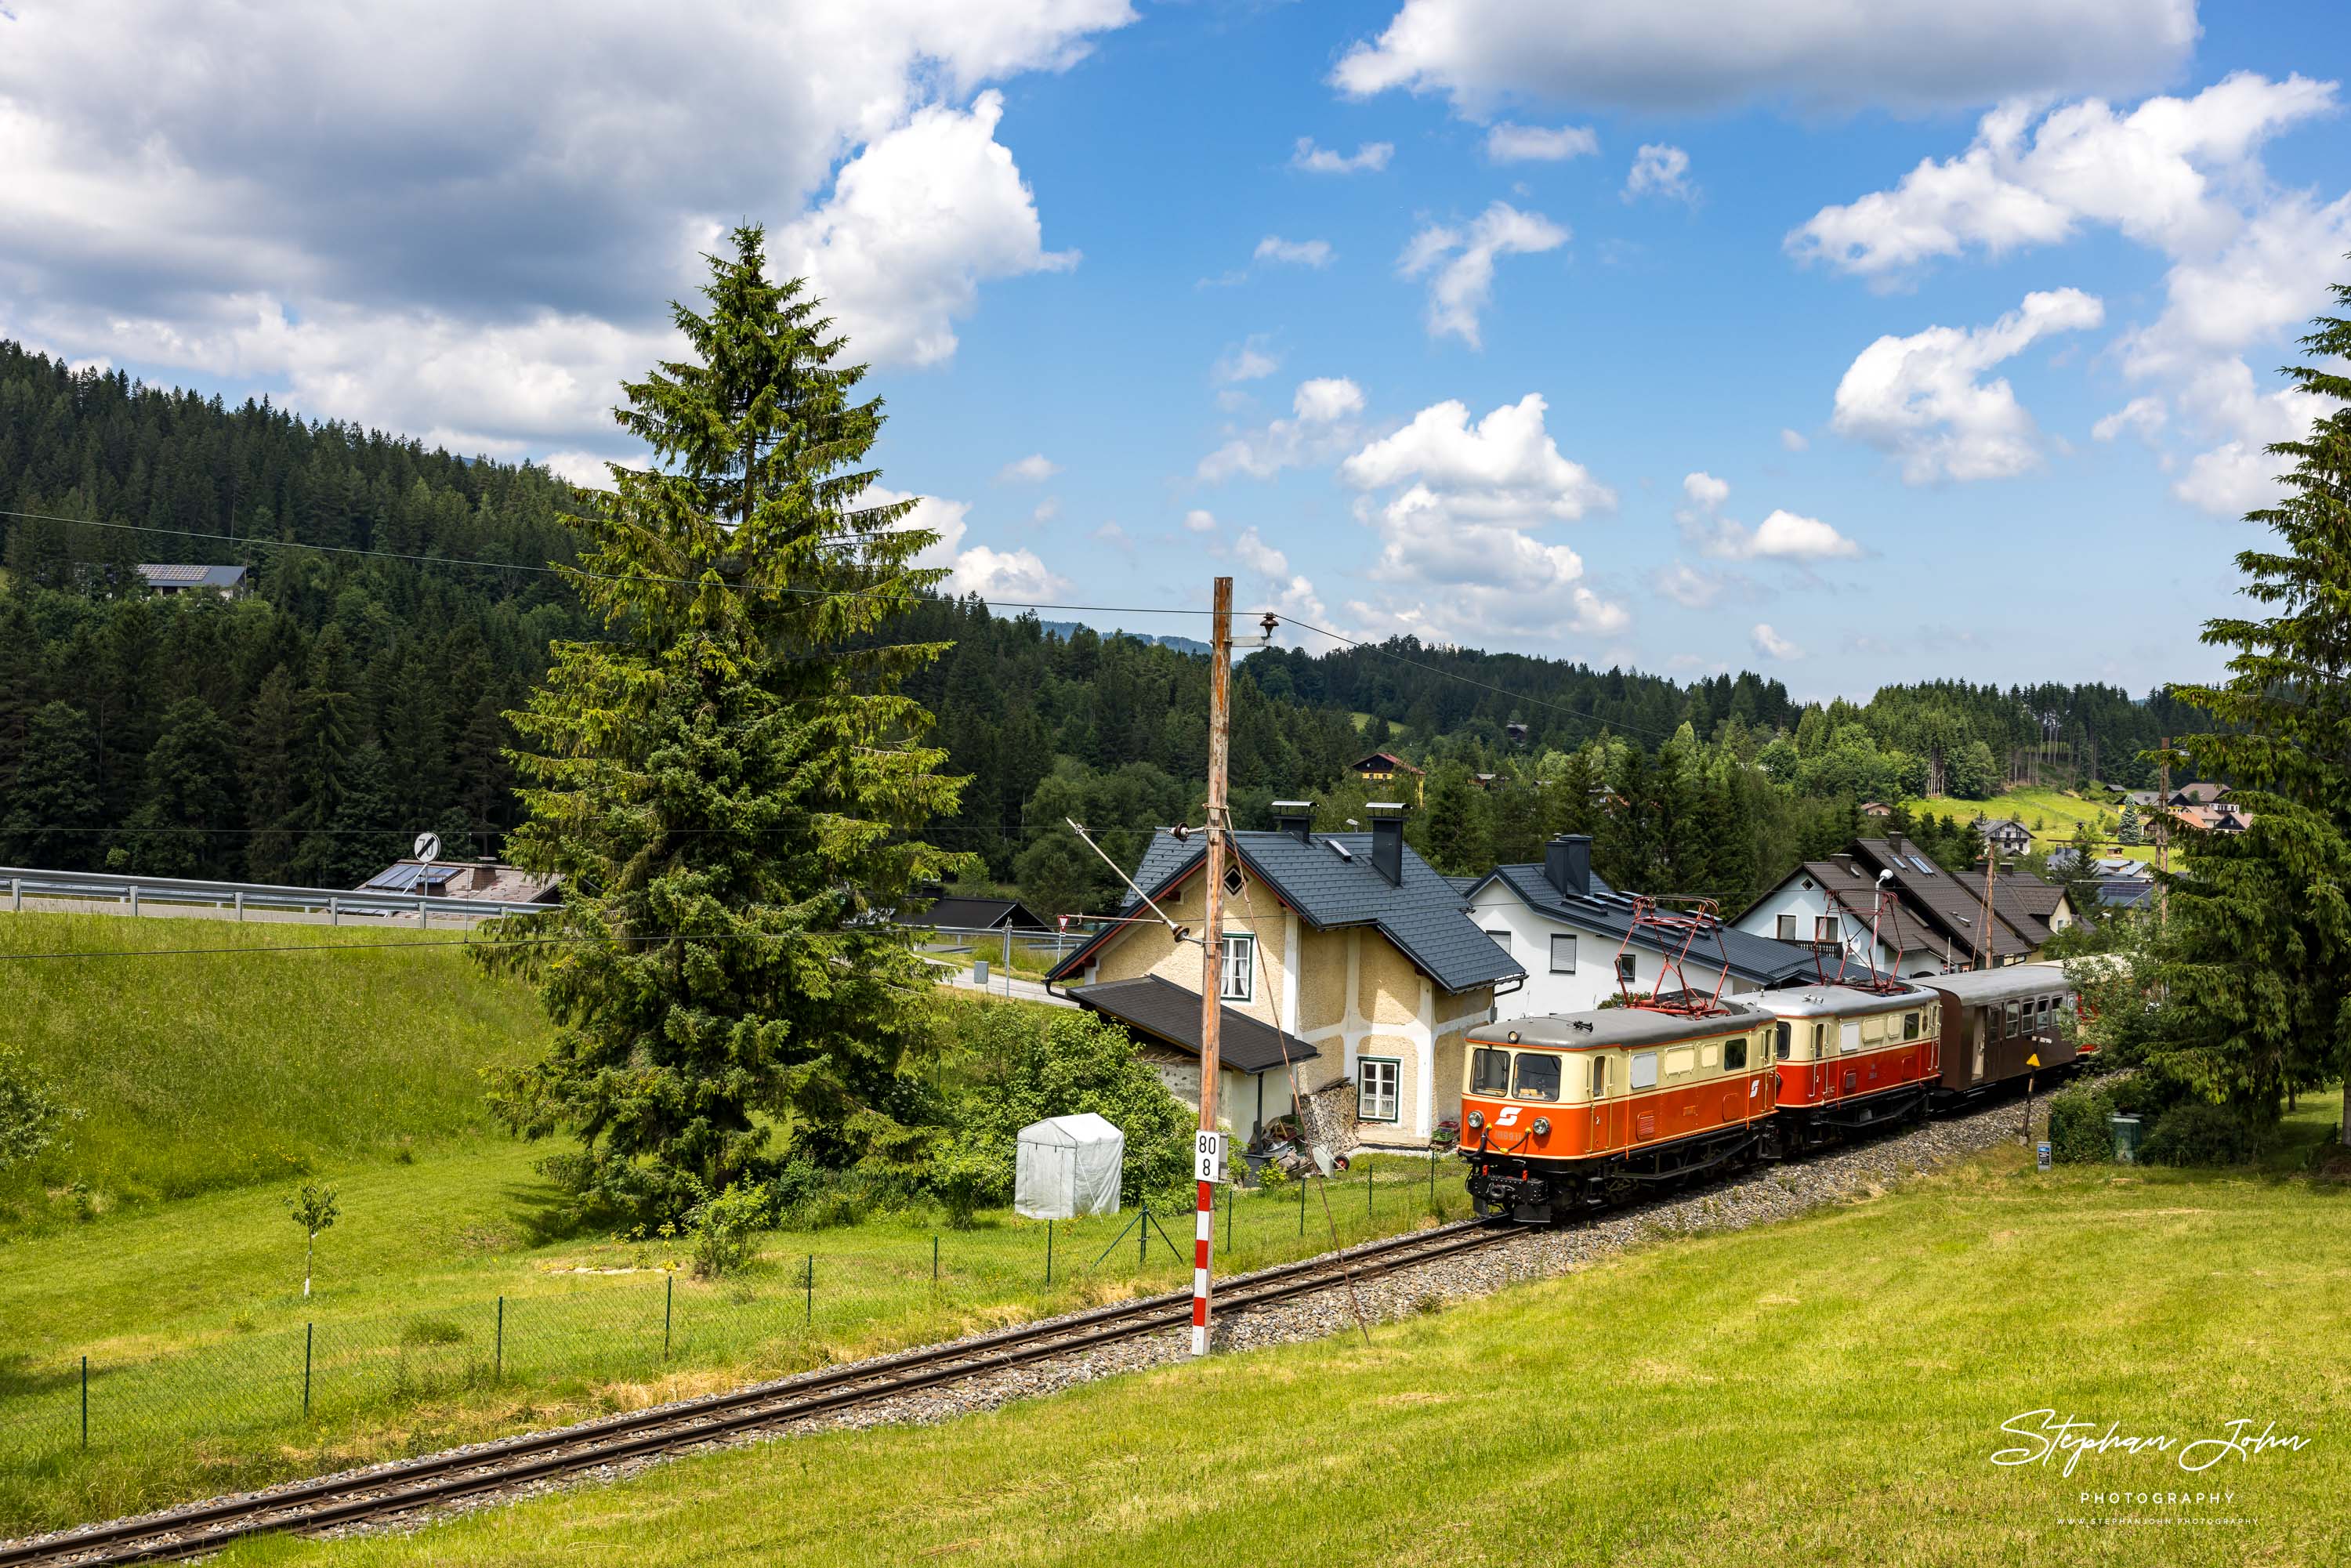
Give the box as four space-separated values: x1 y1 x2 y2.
2 1152 1473 1490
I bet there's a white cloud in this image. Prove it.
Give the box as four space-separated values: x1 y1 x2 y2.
1396 201 1568 347
1625 144 1694 204
2092 397 2168 443
541 450 626 488
777 93 1077 369
1032 496 1061 523
1214 339 1280 382
1233 527 1290 578
2120 191 2351 378
1337 393 1622 639
1183 509 1219 533
2164 357 2335 515
1780 427 1810 452
1831 288 2105 482
1091 521 1130 550
1675 471 1860 559
1485 123 1598 162
1751 623 1803 661
1789 75 2338 280
1255 236 1335 267
0 2 1132 453
1293 138 1394 174
1331 0 2194 114
998 452 1061 483
950 544 1070 600
1198 378 1369 481
1294 377 1367 422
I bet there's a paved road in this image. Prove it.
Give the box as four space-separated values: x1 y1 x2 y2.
933 963 1074 1008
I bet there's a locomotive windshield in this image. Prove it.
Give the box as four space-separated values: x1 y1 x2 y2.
1470 1048 1512 1095
1512 1052 1562 1102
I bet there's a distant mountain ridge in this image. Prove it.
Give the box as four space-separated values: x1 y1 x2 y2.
1037 619 1212 657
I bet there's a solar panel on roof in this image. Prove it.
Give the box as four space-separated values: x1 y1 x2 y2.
1910 855 1936 874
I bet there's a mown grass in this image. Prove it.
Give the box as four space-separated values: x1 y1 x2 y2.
1900 786 2152 859
0 911 549 1218
229 1108 2351 1568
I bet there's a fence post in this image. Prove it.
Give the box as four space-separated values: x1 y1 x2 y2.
419 896 429 931
932 1235 939 1291
80 1356 88 1448
1045 1222 1053 1287
1429 1146 1436 1215
495 1296 504 1382
1368 1166 1374 1221
1224 1180 1232 1254
664 1273 673 1362
302 1323 313 1418
805 1255 813 1327
1299 1172 1306 1237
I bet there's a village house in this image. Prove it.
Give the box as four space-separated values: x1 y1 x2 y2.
1463 834 1816 1013
1974 817 2034 858
1732 836 2056 975
1349 750 1425 806
137 563 250 599
1045 802 1523 1149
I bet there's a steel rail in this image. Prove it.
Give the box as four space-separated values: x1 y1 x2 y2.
3 1219 1517 1567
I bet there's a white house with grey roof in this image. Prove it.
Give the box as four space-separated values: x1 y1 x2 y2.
1045 803 1524 1148
1464 835 1815 1016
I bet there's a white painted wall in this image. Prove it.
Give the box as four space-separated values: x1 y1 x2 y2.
1730 878 1936 977
1469 880 1766 1017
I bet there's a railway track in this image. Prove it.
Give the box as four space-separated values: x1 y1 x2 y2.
2 1218 1519 1567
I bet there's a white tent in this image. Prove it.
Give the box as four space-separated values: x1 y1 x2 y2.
1014 1113 1124 1219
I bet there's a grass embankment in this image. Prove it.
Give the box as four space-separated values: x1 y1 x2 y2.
0 911 1472 1532
240 1109 2351 1568
1900 786 2152 860
0 911 548 1217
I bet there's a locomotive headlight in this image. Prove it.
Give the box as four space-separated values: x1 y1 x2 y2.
1531 1117 1551 1137
1466 1110 1484 1131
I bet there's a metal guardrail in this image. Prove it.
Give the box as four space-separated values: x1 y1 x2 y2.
0 866 551 925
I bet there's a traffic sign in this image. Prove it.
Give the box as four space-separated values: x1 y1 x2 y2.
1194 1130 1226 1183
414 831 443 863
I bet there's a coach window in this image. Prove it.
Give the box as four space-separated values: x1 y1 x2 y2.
1470 1047 1511 1096
1775 1022 1792 1061
1725 1035 1748 1070
1903 1011 1921 1041
1513 1052 1562 1102
2005 1000 2021 1037
1629 1051 1659 1091
1589 1057 1608 1100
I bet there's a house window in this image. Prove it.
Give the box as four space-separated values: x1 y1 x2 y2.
1357 1058 1400 1123
1549 934 1578 972
1219 932 1255 1001
1485 929 1512 954
1223 865 1245 897
1777 913 1800 941
1614 953 1637 983
1813 914 1842 944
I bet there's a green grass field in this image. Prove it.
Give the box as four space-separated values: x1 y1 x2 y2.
0 911 550 1217
229 1106 2351 1568
1901 785 2154 860
0 911 1472 1533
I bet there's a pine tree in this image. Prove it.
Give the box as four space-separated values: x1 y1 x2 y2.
2166 263 2351 1143
484 228 969 1222
124 697 242 877
2 702 103 867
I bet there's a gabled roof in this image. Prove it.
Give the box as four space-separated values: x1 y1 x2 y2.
2172 781 2230 804
1066 975 1320 1075
1852 838 2034 961
1999 869 2067 923
1350 751 1424 775
1047 827 1523 994
1469 863 1814 987
919 895 1049 931
139 563 248 589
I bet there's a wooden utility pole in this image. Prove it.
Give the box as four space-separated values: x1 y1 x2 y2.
1190 575 1233 1357
1979 848 1999 972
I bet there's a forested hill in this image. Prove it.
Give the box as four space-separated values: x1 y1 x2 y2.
0 343 2197 907
0 344 588 883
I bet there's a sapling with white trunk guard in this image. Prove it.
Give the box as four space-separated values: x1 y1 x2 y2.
284 1182 340 1298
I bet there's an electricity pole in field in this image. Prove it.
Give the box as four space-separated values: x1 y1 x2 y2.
1190 575 1233 1356
2154 736 2173 932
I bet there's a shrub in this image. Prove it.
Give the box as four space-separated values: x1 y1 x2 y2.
686 1182 772 1279
2139 1103 2255 1168
0 1046 74 1171
944 1005 1194 1208
2047 1083 2121 1164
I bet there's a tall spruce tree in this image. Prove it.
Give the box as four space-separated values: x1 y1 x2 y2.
484 227 969 1222
2167 261 2351 1143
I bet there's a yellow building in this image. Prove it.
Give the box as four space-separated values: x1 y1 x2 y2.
1349 750 1425 807
1046 803 1523 1148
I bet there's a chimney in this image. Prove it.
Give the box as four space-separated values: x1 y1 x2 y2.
472 857 498 891
1544 833 1592 898
1270 799 1315 844
1367 802 1405 887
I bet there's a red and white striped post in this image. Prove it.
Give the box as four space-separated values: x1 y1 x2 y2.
1191 576 1233 1356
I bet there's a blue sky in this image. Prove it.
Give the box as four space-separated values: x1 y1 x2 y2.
3 1 2346 702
